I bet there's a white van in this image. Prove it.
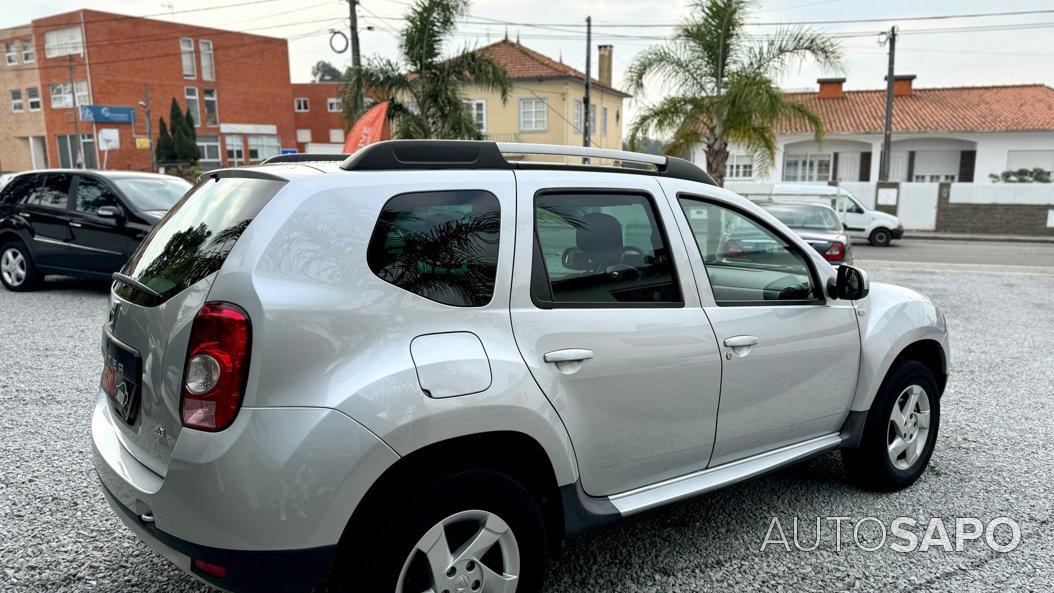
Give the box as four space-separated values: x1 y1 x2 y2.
760 184 904 246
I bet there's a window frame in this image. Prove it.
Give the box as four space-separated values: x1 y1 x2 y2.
202 88 218 126
199 39 215 81
294 97 309 112
11 89 23 112
44 27 83 58
328 128 344 143
530 188 685 310
21 39 35 63
296 128 312 143
5 41 19 65
676 192 827 307
180 37 196 79
26 86 40 111
462 99 486 134
184 87 200 127
519 98 548 132
327 97 341 112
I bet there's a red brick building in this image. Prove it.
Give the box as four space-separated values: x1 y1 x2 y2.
1 9 298 172
291 82 348 153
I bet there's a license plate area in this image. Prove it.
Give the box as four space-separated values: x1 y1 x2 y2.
102 330 142 424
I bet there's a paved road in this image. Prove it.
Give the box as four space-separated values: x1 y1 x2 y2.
854 238 1054 270
1 249 1051 592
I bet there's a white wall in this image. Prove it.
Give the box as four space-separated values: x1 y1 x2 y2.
693 130 1054 185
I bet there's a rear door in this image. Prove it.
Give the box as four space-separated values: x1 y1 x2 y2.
67 175 138 274
509 170 722 497
106 173 286 476
18 172 75 268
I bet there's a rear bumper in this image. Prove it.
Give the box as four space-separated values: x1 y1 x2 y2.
99 483 335 593
91 393 400 591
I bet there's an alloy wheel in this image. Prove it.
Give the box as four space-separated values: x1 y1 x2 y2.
397 509 520 593
1 247 27 287
887 384 931 471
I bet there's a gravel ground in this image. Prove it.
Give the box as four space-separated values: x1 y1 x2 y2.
1 258 1052 592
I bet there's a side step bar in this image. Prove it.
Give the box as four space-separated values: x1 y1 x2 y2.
608 433 843 516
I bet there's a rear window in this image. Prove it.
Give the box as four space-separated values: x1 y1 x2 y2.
115 176 285 305
367 190 500 307
760 204 840 231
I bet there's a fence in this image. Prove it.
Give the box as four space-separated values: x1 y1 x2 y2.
723 181 1054 236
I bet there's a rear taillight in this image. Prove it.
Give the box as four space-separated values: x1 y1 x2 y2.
181 302 251 431
823 241 845 262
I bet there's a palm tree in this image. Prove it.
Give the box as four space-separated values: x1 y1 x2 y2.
341 0 512 139
625 0 843 186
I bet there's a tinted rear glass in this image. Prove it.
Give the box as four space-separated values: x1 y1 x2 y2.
761 204 840 231
115 176 285 305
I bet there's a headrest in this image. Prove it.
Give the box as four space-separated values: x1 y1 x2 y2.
576 212 623 253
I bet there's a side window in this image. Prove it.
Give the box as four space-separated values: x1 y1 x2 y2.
534 192 681 306
74 176 120 216
23 173 71 209
1 175 35 204
836 195 864 214
367 190 500 307
678 197 818 305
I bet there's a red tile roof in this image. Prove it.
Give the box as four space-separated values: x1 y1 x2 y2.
778 84 1054 134
476 39 629 96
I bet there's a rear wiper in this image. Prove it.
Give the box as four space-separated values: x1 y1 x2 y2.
111 272 161 299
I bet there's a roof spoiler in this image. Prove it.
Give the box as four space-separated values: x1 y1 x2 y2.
339 140 716 186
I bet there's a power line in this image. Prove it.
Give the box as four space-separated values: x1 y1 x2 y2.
30 0 312 33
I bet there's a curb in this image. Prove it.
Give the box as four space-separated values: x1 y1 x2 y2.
904 233 1054 244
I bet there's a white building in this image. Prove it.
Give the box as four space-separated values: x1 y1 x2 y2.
695 76 1054 185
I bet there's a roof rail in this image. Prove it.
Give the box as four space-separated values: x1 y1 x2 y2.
340 140 716 185
261 153 349 164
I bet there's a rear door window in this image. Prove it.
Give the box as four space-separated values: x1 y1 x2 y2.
367 190 500 307
116 176 285 305
533 192 681 306
23 173 72 209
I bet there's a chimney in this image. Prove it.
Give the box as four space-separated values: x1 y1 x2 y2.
885 74 916 97
817 77 845 99
598 44 613 87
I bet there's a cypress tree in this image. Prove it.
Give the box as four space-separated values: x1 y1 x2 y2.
184 107 197 142
156 118 176 163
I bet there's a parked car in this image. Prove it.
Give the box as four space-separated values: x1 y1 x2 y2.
753 202 853 265
92 142 949 593
0 169 191 291
767 183 904 246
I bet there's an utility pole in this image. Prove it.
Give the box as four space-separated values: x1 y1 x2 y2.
879 25 897 182
347 0 363 115
68 54 82 169
582 16 592 162
143 85 156 173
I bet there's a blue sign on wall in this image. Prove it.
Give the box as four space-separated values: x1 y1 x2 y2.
79 105 136 124
280 148 299 155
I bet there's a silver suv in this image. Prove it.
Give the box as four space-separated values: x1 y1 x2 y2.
92 141 949 593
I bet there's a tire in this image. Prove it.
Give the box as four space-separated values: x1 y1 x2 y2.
335 469 548 593
0 241 42 291
843 360 940 491
869 227 892 246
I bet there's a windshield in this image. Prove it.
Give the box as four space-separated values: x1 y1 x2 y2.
761 204 841 231
111 177 192 212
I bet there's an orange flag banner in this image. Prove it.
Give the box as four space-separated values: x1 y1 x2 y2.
343 102 392 153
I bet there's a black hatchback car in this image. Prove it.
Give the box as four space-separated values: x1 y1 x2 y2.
0 170 191 291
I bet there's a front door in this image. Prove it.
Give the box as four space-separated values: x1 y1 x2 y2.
509 171 722 496
672 191 860 467
67 175 134 274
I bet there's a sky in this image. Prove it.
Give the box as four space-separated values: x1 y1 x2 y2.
7 0 1054 122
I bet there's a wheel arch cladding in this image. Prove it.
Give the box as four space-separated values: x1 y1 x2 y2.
339 430 565 553
893 339 947 396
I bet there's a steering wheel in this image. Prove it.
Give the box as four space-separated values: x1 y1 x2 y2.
605 263 642 282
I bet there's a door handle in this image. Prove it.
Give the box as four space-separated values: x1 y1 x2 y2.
723 336 759 348
544 349 593 375
723 335 759 358
69 221 83 228
544 349 594 363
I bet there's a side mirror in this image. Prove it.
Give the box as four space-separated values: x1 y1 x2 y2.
96 205 124 222
828 265 869 300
